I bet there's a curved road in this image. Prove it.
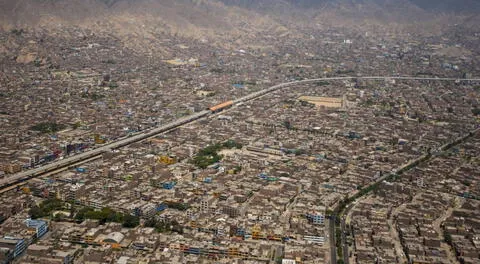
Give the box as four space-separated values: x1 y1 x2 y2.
1 75 479 191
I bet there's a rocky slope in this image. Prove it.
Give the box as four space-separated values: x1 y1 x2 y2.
0 0 476 52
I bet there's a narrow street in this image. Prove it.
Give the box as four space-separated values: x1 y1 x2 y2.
432 196 463 264
388 192 425 263
388 204 408 264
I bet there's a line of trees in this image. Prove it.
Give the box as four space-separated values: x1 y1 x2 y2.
144 218 183 234
192 140 243 169
75 207 139 228
164 201 190 211
29 199 65 219
29 199 139 228
30 122 67 134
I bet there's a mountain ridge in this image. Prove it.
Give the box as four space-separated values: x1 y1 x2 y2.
1 0 471 28
0 0 476 49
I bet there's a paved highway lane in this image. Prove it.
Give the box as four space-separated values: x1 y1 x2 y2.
329 217 337 264
2 76 479 190
341 216 350 264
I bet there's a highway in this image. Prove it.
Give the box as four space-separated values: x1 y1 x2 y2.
341 202 357 264
330 126 480 264
0 110 211 189
1 75 479 192
0 155 102 195
341 218 349 264
328 217 337 264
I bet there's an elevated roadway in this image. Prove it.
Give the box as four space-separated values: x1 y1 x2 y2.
1 76 479 192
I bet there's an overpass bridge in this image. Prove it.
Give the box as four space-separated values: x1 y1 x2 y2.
1 76 479 191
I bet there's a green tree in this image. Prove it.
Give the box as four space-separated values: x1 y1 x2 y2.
29 206 44 219
123 214 139 228
29 199 65 219
30 122 66 134
444 232 452 245
222 140 243 149
72 121 82 129
472 108 480 116
283 120 293 130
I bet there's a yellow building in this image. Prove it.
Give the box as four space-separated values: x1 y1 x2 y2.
228 247 239 257
158 155 176 165
190 221 197 229
94 134 106 144
21 187 31 194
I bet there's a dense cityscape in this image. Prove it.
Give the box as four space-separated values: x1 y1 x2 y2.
0 0 479 263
